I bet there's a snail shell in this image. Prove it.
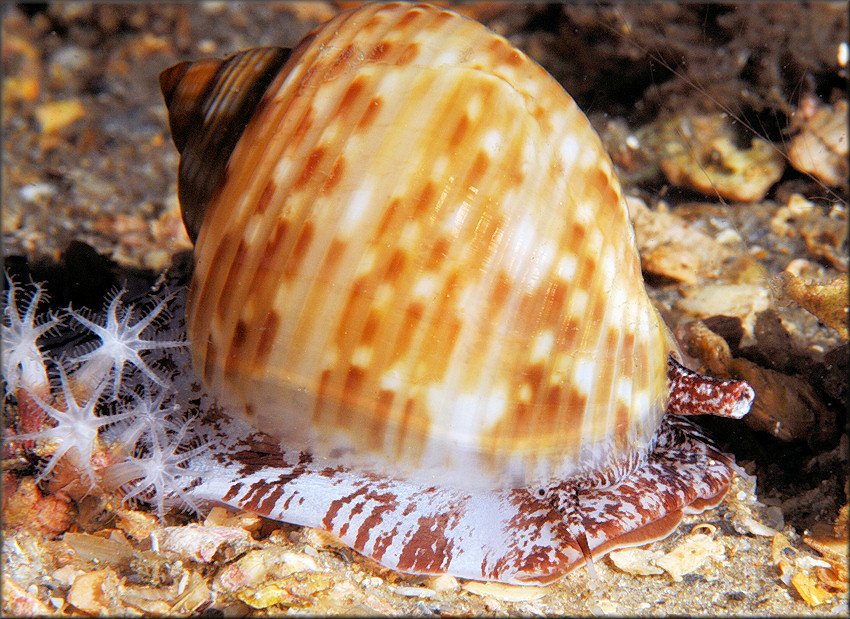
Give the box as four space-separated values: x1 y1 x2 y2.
160 2 679 489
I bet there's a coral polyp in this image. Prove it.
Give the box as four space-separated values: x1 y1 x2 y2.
13 365 122 487
2 277 61 396
99 415 209 520
3 277 197 513
66 289 185 397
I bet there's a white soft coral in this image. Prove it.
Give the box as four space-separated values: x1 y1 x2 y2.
101 416 209 520
103 379 182 450
7 277 208 519
2 277 62 396
14 363 132 487
67 289 186 397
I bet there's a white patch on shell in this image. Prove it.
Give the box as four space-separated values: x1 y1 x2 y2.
521 138 537 172
549 354 568 387
426 385 508 437
600 250 616 286
544 109 568 135
412 274 438 301
530 330 555 365
457 283 480 316
398 220 420 249
374 282 393 309
466 93 482 121
431 155 450 181
482 129 503 156
339 183 375 235
578 141 602 171
479 387 509 431
503 214 538 281
556 255 577 281
352 345 373 368
321 347 338 368
558 134 579 171
616 376 633 407
381 366 404 392
571 358 595 392
317 120 344 152
272 156 295 189
570 288 588 316
522 239 557 290
374 69 404 100
604 280 627 330
585 226 603 256
434 48 462 66
351 254 376 286
633 389 650 420
572 201 594 229
446 199 472 235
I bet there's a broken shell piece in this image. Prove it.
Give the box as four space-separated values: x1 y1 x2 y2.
770 194 848 271
607 548 665 575
427 574 460 592
657 113 785 202
234 583 302 609
736 515 779 537
641 245 703 285
775 271 849 339
3 577 54 615
203 506 263 534
67 569 123 615
462 580 552 602
35 99 86 135
788 98 849 188
153 524 254 563
806 532 850 565
675 284 770 339
113 509 159 541
816 566 848 593
63 531 134 568
791 571 833 606
771 532 794 566
215 547 322 592
391 585 436 598
804 534 849 589
655 529 725 582
625 195 736 284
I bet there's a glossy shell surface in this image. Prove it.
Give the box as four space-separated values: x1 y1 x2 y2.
163 2 678 488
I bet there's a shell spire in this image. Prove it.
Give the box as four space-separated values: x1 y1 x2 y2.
160 47 292 242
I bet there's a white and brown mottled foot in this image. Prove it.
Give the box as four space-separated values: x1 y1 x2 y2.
184 376 751 585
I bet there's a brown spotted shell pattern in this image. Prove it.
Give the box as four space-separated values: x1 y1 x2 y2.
160 2 679 489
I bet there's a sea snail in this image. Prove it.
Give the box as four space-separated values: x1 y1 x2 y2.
161 2 755 584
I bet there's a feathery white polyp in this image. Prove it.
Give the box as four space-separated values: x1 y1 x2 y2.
67 289 185 396
100 416 209 520
2 277 61 395
13 363 131 487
